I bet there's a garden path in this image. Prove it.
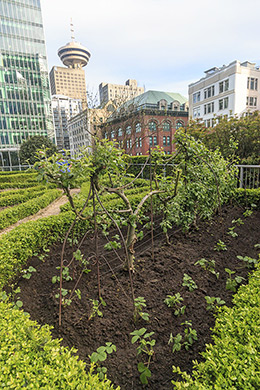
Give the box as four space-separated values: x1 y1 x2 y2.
0 188 80 237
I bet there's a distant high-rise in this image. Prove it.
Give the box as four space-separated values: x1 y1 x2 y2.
0 0 54 170
49 23 91 109
99 79 144 105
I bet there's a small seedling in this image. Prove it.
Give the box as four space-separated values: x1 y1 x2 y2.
22 266 36 279
195 258 219 279
214 240 227 251
164 293 186 316
182 274 198 291
232 218 244 226
74 249 91 274
237 255 258 269
168 333 182 352
225 268 245 292
134 296 149 322
104 235 122 250
89 342 116 380
243 209 253 217
227 227 238 238
205 296 226 311
130 328 156 385
254 243 260 249
88 297 106 321
52 266 72 284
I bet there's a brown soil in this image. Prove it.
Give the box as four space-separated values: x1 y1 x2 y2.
12 205 260 390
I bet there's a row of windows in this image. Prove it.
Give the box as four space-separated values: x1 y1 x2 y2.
203 97 229 114
193 79 230 104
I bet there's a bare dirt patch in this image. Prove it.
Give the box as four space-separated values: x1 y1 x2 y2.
12 205 260 390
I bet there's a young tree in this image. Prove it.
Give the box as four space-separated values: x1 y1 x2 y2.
19 135 57 165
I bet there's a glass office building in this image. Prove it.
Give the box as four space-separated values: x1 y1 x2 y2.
0 0 54 169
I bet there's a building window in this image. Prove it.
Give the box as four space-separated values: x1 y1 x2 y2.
118 127 122 136
247 96 257 106
138 137 142 147
111 130 115 138
162 121 171 131
167 136 171 145
204 86 215 99
193 92 201 103
204 102 214 114
176 121 184 129
154 136 157 145
149 136 153 146
219 79 229 93
149 121 157 131
193 107 201 117
247 77 258 90
163 136 166 146
219 97 228 110
126 125 131 134
135 123 141 132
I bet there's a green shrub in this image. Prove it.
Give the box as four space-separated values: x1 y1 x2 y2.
172 262 260 389
0 189 61 231
0 172 37 183
233 187 260 208
0 187 47 207
0 301 119 389
0 181 39 189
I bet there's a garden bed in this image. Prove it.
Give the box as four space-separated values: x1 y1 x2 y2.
11 205 260 390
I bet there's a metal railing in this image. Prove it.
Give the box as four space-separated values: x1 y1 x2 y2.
236 165 260 189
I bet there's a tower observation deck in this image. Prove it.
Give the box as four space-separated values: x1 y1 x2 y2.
58 41 91 68
58 21 91 69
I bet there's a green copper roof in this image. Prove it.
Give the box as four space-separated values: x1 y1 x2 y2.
130 90 188 107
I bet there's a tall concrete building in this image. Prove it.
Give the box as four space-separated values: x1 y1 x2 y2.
0 0 54 170
49 31 91 109
99 79 144 105
51 95 82 151
189 60 260 127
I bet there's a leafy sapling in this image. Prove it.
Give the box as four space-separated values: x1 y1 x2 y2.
168 333 182 353
164 293 186 316
205 296 226 311
237 255 258 269
74 249 91 274
225 268 245 292
232 218 244 226
214 240 227 251
134 296 149 322
182 321 198 351
22 266 36 279
182 274 198 292
130 328 156 385
227 226 238 238
104 234 122 250
195 258 219 279
243 209 253 217
89 342 116 380
88 297 106 321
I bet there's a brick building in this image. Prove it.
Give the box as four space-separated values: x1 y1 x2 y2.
103 90 189 155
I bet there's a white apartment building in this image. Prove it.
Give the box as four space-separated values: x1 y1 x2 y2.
99 79 144 105
189 60 260 127
51 95 82 151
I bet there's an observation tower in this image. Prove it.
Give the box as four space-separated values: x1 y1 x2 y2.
57 21 91 69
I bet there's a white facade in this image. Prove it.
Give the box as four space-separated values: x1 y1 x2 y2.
68 110 92 156
51 95 82 150
189 60 260 127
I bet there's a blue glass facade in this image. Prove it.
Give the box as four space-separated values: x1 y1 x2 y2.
0 0 54 169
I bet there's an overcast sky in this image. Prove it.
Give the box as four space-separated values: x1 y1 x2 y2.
41 0 260 98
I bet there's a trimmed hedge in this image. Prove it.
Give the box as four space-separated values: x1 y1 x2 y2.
0 188 47 207
0 181 39 189
0 301 119 389
0 172 37 183
172 262 260 389
0 189 61 231
0 185 47 199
